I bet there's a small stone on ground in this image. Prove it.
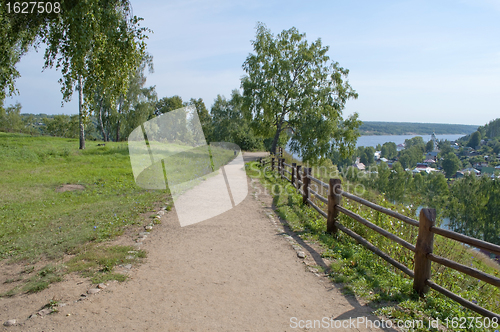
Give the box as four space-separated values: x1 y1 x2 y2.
38 308 53 316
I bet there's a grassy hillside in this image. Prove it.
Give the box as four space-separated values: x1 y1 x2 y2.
359 122 478 135
0 133 169 294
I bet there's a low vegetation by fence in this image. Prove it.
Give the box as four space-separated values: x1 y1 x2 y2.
258 148 500 320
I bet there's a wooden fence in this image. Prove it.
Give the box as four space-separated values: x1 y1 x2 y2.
258 150 500 319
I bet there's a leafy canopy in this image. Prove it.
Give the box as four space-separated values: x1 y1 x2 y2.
241 22 360 162
1 0 150 116
442 151 461 178
41 0 150 113
210 90 263 151
381 142 397 160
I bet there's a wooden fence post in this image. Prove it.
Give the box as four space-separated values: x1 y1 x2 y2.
291 163 296 187
327 178 342 234
297 166 302 191
413 208 436 296
302 167 311 205
271 158 275 171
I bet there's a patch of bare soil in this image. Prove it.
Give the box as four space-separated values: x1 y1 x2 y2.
55 184 86 193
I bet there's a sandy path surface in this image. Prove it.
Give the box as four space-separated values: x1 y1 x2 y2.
1 152 395 332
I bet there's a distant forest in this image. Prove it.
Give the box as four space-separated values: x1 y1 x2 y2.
359 122 478 136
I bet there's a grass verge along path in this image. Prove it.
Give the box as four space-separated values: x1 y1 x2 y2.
249 160 500 332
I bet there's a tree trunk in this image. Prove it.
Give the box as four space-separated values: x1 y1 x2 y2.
115 98 122 142
78 75 85 150
270 124 282 156
116 119 120 142
98 99 107 142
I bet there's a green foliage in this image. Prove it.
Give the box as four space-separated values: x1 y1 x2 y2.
0 0 56 99
468 131 482 148
44 114 79 138
442 152 461 178
426 140 435 152
0 102 23 132
404 136 425 151
447 175 500 245
426 172 449 207
210 90 264 151
242 22 359 160
41 1 150 112
342 152 499 246
493 141 500 154
381 142 397 160
109 57 157 142
437 139 454 156
387 162 414 203
398 146 424 169
329 150 355 169
1 1 152 149
156 95 184 114
189 98 212 143
477 118 500 140
357 146 375 165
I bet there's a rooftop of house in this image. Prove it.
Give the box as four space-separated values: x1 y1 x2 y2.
412 167 437 174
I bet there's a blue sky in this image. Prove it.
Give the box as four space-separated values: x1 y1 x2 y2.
6 0 500 125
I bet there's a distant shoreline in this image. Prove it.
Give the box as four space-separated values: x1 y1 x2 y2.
359 132 470 136
359 121 477 136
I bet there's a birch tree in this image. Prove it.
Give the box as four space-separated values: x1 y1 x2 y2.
242 23 360 161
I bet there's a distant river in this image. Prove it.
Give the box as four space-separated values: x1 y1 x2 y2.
356 134 466 148
286 134 466 160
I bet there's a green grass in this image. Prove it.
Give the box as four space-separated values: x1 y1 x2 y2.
66 244 146 284
251 159 500 331
0 132 167 295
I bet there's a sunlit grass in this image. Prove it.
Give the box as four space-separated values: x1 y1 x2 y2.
0 132 167 295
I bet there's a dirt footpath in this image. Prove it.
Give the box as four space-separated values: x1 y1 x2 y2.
1 152 395 332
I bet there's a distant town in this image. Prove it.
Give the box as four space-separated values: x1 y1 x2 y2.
344 118 500 180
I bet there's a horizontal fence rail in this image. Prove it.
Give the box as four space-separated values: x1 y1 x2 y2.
307 175 329 190
425 279 500 319
336 206 416 253
261 149 500 319
309 188 328 204
336 222 416 278
341 191 420 228
430 227 500 256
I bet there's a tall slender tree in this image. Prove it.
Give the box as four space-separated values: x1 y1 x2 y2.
1 1 151 149
242 23 360 161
